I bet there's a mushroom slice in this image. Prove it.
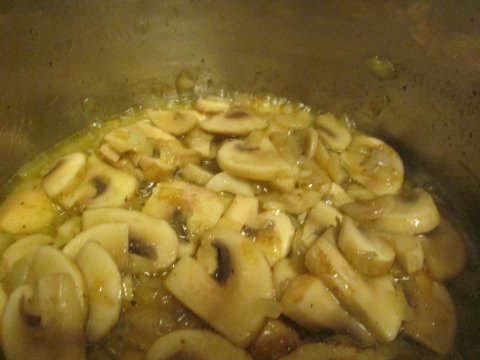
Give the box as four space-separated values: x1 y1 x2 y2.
61 155 137 210
184 128 215 158
315 113 352 152
200 110 268 136
29 245 88 321
243 210 295 266
179 163 214 186
305 229 404 342
42 152 87 199
279 190 323 215
143 181 225 257
337 217 395 276
82 208 178 274
370 187 440 234
217 137 293 181
165 229 274 347
273 111 313 130
75 241 122 342
340 195 394 221
195 95 231 113
206 171 255 196
341 135 404 196
324 183 354 207
217 195 259 232
401 271 456 355
379 232 424 274
421 218 467 281
272 257 306 298
146 329 252 360
0 234 53 279
2 274 85 360
146 109 199 135
0 180 59 235
292 201 342 256
63 223 129 273
281 275 374 346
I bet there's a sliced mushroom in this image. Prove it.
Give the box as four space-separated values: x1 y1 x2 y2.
298 127 319 158
323 182 354 207
143 181 225 257
75 241 122 342
42 152 87 199
340 195 395 221
2 274 85 360
281 274 374 346
292 201 342 256
195 95 231 113
305 229 404 342
272 257 306 298
379 232 424 274
315 113 352 152
217 137 293 181
0 233 53 279
165 229 274 347
341 135 404 196
28 245 88 321
273 110 313 130
243 210 295 266
401 271 457 355
146 329 252 360
200 109 268 136
146 109 200 135
61 155 137 210
63 223 129 273
55 216 82 247
206 171 255 196
217 195 259 232
370 187 440 234
421 218 467 281
178 163 214 186
0 180 59 234
337 217 395 276
184 128 215 158
82 208 178 274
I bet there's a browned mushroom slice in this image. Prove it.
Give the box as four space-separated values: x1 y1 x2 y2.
2 274 86 360
165 229 274 348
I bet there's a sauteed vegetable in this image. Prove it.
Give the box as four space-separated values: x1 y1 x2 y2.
0 92 467 359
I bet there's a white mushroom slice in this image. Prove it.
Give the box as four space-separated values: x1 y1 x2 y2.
0 234 53 279
165 229 274 347
82 208 178 274
279 190 323 215
184 128 215 158
63 223 129 273
421 218 467 281
370 187 440 234
217 137 293 181
315 113 352 152
379 232 424 274
104 120 174 154
243 210 295 266
200 110 268 136
42 152 87 199
292 201 342 256
29 245 88 321
341 135 404 196
401 271 456 355
99 142 121 163
195 95 231 113
146 329 252 360
179 163 214 186
273 111 313 130
143 181 225 257
298 127 318 158
206 172 255 196
75 241 122 342
217 195 259 232
341 195 395 221
324 183 354 207
61 155 137 210
2 274 85 360
305 229 404 342
55 216 82 245
338 217 395 276
281 275 374 346
146 109 199 135
0 180 59 235
272 257 306 298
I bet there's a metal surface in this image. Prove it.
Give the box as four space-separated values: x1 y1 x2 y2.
0 0 479 357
